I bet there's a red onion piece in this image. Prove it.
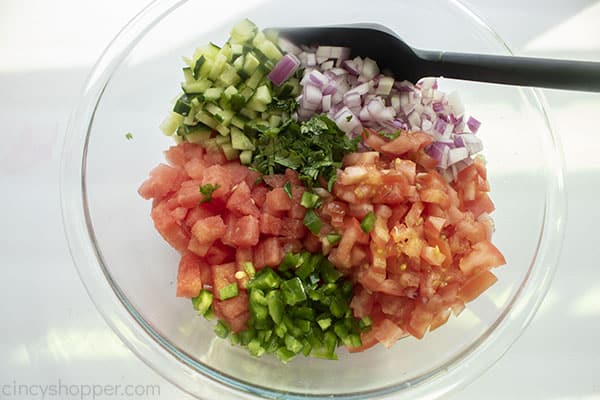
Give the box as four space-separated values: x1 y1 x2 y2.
268 54 301 86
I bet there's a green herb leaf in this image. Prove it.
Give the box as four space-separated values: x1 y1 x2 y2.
380 130 402 140
283 181 293 198
125 132 133 140
199 183 221 203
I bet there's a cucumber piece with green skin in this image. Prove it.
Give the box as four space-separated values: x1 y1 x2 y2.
243 52 261 75
196 110 218 129
185 126 212 144
192 55 206 79
173 94 193 116
215 124 230 136
231 114 249 130
245 69 265 90
230 127 255 151
160 112 184 136
217 64 241 87
215 135 230 145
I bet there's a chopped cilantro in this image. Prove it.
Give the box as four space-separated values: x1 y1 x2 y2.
251 114 359 188
199 183 221 203
283 181 293 198
125 132 133 140
380 130 402 140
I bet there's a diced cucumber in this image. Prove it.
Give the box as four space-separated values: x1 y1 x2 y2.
230 19 257 44
231 127 255 151
231 114 248 130
243 52 261 75
204 87 223 102
193 43 220 61
231 43 244 55
217 64 241 87
251 31 267 49
246 69 265 90
247 85 272 111
182 79 211 94
192 55 206 79
217 43 233 61
240 107 258 120
208 53 228 81
239 150 253 165
239 86 255 102
185 125 212 144
204 103 223 116
215 124 230 136
232 54 245 73
221 142 239 160
257 40 283 61
172 134 184 144
196 110 218 129
223 85 238 99
215 135 230 145
269 114 282 128
173 94 192 116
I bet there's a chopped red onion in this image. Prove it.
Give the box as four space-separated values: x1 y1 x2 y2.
447 147 469 166
268 54 301 86
467 116 481 133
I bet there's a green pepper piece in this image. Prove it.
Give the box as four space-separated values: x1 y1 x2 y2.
248 268 282 290
248 339 266 357
326 233 342 246
303 209 323 235
191 289 213 316
276 347 296 363
285 335 304 354
267 290 284 325
360 211 376 233
214 320 230 338
300 191 320 209
219 283 239 300
319 259 342 283
281 277 307 306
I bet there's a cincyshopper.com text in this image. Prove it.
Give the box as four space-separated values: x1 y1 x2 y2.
0 380 160 399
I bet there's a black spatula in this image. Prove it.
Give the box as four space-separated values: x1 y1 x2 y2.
271 23 600 92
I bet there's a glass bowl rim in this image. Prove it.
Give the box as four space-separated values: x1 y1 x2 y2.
60 0 567 398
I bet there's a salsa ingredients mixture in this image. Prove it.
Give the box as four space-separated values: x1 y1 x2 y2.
139 19 506 363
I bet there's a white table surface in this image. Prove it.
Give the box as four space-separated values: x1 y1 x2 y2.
1 0 599 399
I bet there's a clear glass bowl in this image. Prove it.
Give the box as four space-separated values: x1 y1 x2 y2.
60 0 566 398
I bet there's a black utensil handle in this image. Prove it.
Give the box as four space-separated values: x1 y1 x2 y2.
418 50 600 92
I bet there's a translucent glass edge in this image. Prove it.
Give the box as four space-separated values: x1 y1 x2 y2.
59 0 568 399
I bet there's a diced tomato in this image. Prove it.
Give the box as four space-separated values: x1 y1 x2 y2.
362 129 386 151
329 217 363 269
412 150 438 170
429 308 452 331
205 242 235 265
322 201 347 229
176 252 202 298
201 165 232 199
251 185 269 208
222 162 249 186
176 179 204 208
459 240 506 274
350 286 375 318
164 144 187 167
244 169 262 189
289 203 306 220
138 163 187 201
226 181 260 217
187 237 212 257
348 203 374 219
464 193 495 218
184 205 214 230
350 245 368 268
151 199 190 252
404 201 424 227
262 174 287 188
214 292 249 332
263 187 293 214
203 148 227 165
211 262 237 295
191 215 226 244
303 233 322 253
420 188 451 209
280 218 306 239
373 318 406 348
458 270 498 303
407 303 434 339
380 131 433 155
393 158 416 183
358 266 386 292
343 151 380 166
227 311 250 333
232 215 260 247
259 213 283 236
184 158 208 180
254 237 283 268
421 245 446 267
